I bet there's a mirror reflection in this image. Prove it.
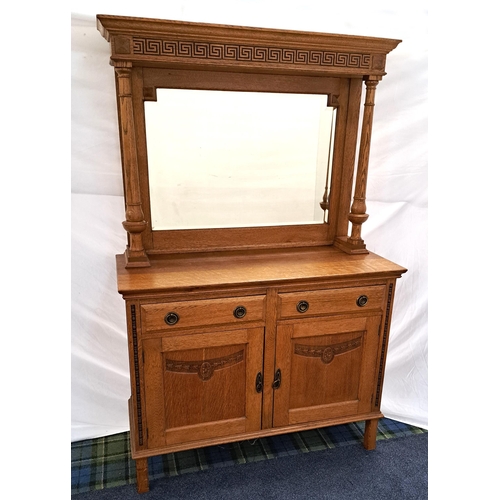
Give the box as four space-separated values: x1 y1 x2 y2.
145 89 336 230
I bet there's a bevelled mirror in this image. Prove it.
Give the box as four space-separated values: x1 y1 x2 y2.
144 89 336 230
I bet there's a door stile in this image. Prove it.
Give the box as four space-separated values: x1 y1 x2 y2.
272 323 294 428
262 288 278 429
141 337 164 449
245 327 265 432
356 315 383 414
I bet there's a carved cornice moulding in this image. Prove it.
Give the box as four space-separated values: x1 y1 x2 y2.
97 15 401 77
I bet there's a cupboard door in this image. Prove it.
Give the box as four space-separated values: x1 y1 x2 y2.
273 316 381 427
142 328 263 450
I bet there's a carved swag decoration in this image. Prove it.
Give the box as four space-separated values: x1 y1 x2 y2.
294 335 362 364
165 350 244 381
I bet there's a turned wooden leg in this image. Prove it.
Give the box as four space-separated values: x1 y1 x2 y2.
135 457 149 493
363 418 379 450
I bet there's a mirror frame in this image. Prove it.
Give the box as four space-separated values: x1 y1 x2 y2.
144 88 337 231
97 15 401 267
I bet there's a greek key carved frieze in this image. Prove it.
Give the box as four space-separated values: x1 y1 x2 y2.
165 350 244 381
132 37 371 69
294 335 362 364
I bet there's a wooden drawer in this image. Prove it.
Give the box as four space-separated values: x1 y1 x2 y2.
278 285 386 319
141 295 266 332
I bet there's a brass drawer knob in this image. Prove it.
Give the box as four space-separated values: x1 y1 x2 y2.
356 295 368 307
164 312 179 325
296 300 309 313
233 306 247 319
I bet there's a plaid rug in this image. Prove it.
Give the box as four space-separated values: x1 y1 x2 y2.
71 418 426 495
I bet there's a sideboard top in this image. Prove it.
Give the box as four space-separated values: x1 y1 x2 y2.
116 247 407 296
96 14 401 77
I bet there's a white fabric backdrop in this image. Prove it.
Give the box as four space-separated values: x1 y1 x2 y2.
71 1 428 442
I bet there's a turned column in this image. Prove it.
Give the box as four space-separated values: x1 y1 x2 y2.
337 75 382 254
114 62 150 267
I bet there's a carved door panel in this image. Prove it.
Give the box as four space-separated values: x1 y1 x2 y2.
142 327 264 450
273 315 381 428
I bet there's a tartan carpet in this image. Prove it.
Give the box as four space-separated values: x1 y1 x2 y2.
71 418 426 495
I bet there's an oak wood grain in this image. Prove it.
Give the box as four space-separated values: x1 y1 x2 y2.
98 15 401 257
117 247 406 295
97 15 405 494
97 15 401 78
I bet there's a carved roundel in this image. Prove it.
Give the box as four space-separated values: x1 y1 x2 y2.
198 361 215 381
321 347 335 364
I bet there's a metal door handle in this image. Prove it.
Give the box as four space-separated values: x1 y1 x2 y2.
272 369 281 390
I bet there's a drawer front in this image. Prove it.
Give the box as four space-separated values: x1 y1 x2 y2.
141 295 266 332
278 285 386 319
